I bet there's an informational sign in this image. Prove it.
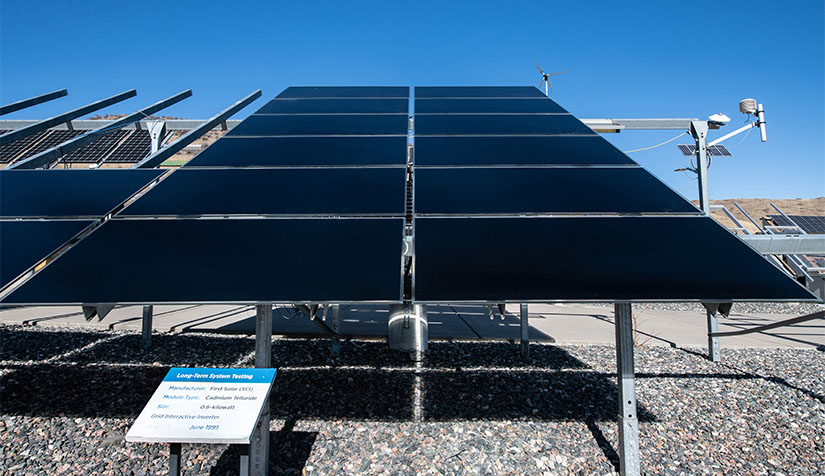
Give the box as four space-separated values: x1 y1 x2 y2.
126 367 276 444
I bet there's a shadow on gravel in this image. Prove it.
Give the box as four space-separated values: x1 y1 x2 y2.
209 419 316 476
0 327 108 361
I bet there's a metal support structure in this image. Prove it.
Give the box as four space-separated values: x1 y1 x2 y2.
168 442 181 476
706 309 721 362
0 89 68 116
388 303 428 358
134 90 262 169
9 90 191 169
689 120 711 214
582 118 697 133
250 304 272 476
238 444 250 476
0 89 136 146
519 303 529 356
141 305 154 350
614 302 640 476
330 305 341 357
0 118 243 131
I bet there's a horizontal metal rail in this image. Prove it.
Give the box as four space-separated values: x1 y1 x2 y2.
709 310 825 337
739 234 825 255
582 118 698 133
0 90 136 145
8 90 192 169
0 89 68 116
133 90 261 169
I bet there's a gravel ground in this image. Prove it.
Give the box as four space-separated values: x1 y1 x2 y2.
1 324 823 475
586 301 825 316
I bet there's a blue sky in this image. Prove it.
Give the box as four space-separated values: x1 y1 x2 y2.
1 0 822 199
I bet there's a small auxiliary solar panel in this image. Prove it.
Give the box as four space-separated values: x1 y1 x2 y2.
769 215 825 234
106 130 151 163
677 144 732 157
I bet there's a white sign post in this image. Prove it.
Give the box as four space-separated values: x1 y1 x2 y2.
126 367 276 475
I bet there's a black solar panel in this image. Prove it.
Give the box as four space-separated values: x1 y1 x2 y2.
0 220 93 288
414 217 813 302
228 114 409 136
415 87 546 98
0 169 164 218
415 98 568 114
185 136 408 168
105 130 151 163
276 87 409 99
121 168 406 217
414 114 595 135
0 130 50 164
415 167 698 215
414 136 634 166
255 98 409 114
61 129 129 163
769 215 825 234
1 218 404 304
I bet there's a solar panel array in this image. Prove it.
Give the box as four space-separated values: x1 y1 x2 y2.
0 86 814 305
768 215 825 234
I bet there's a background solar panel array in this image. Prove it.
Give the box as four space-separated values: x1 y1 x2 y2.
768 215 825 234
0 130 51 164
0 128 152 166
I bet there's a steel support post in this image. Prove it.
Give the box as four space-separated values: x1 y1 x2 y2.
168 443 181 476
330 305 341 357
614 303 640 476
520 303 529 356
239 444 250 476
141 305 154 350
706 310 721 362
249 304 272 476
690 120 711 214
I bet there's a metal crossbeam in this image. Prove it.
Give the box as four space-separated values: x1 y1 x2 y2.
0 89 68 116
8 90 192 169
582 118 697 133
133 90 261 169
0 90 136 146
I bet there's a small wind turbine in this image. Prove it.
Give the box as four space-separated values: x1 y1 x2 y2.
534 61 569 96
